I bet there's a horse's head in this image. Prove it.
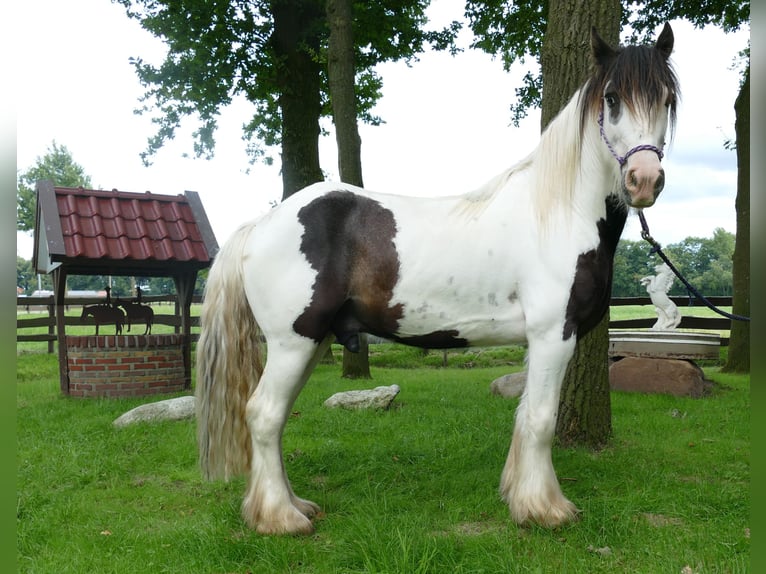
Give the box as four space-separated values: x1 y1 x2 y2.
584 23 679 208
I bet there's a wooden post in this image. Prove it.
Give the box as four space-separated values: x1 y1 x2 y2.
173 271 197 390
52 267 69 394
47 296 55 354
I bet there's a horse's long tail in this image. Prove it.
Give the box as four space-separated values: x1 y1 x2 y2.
196 221 263 481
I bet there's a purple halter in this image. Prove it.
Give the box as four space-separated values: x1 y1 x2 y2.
598 108 664 167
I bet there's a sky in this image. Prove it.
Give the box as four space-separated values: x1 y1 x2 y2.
15 0 750 261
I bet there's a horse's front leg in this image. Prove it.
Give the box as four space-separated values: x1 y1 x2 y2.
500 335 579 528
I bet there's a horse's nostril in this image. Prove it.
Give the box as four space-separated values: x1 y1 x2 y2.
655 170 665 194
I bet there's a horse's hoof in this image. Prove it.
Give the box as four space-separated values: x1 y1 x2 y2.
511 497 580 529
251 510 315 536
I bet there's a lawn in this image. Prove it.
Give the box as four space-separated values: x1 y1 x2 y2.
16 342 749 573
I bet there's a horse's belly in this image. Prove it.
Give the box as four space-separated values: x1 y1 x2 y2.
392 293 527 347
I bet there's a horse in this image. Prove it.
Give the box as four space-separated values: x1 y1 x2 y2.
640 262 681 330
118 300 154 335
81 304 125 336
196 24 679 535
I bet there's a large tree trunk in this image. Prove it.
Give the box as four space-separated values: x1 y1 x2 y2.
272 0 325 199
724 66 750 373
541 0 621 448
327 0 364 187
540 0 620 130
326 0 371 378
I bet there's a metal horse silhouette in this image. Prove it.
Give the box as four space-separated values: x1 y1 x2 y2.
117 300 154 335
196 24 679 534
81 304 125 335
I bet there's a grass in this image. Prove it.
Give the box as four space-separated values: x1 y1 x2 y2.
16 343 749 573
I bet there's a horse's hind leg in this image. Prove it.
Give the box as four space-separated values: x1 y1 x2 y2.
500 335 579 528
242 334 331 535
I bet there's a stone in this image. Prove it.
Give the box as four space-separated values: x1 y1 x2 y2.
609 357 710 397
113 395 196 427
323 385 400 410
490 371 526 398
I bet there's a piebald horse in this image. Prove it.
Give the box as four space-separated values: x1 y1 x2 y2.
196 24 679 534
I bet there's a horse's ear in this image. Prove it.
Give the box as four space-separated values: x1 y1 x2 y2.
591 26 617 68
655 22 674 60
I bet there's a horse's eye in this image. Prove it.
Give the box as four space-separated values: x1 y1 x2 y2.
604 93 618 108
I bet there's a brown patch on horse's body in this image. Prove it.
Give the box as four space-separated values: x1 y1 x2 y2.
395 330 468 349
293 191 401 350
293 191 467 351
562 195 626 341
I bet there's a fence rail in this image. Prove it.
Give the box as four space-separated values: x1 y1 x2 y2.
17 295 204 352
17 295 733 352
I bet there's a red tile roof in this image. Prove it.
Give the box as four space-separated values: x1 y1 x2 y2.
34 182 218 276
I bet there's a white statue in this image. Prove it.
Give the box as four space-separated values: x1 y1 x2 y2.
639 263 681 331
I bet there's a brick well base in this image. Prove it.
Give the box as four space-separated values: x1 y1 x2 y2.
66 334 187 398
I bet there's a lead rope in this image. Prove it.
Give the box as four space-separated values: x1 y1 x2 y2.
637 210 750 322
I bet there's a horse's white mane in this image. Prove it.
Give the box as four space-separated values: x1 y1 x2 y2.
453 84 617 226
531 94 583 223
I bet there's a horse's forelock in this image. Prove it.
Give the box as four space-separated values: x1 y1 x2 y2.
579 43 680 138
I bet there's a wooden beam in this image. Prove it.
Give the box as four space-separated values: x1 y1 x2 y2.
52 267 69 394
173 272 197 390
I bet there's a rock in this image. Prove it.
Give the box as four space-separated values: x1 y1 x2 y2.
490 371 526 398
324 385 400 410
587 545 613 556
609 357 710 397
113 395 196 427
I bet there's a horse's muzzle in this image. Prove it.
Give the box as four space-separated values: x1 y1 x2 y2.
624 154 665 207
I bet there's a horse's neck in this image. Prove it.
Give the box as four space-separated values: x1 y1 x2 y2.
600 193 628 256
531 93 617 225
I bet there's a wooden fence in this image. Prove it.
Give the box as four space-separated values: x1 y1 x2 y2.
17 295 733 353
16 294 204 353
